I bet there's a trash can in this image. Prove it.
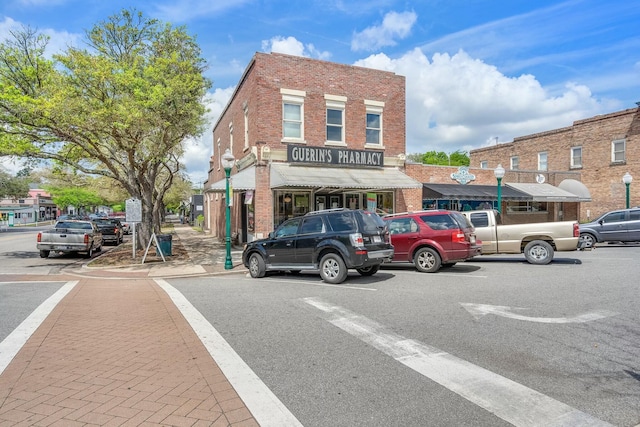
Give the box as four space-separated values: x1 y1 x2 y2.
156 234 172 256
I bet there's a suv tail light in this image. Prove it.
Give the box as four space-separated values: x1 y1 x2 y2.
451 230 467 243
573 223 579 237
349 232 364 247
37 232 42 243
84 234 89 244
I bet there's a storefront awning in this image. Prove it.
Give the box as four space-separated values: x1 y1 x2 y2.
270 163 422 190
557 179 592 202
422 183 531 201
206 166 256 192
505 182 580 202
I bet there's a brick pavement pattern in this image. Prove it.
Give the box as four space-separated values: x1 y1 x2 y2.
0 279 258 427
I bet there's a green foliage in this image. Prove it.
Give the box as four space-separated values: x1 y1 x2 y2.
0 169 30 199
0 9 211 244
46 187 104 210
408 150 470 166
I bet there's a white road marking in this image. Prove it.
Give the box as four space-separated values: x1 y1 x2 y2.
156 279 302 427
0 280 78 375
461 303 619 323
303 296 614 427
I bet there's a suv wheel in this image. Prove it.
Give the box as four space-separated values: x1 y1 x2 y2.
414 247 441 273
579 233 596 249
356 265 379 276
248 253 266 278
319 253 348 284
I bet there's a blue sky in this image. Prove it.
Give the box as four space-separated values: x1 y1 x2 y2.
1 0 639 184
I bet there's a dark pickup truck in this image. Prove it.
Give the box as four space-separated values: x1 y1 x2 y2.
93 218 124 245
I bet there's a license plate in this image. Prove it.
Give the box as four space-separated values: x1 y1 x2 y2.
373 236 382 243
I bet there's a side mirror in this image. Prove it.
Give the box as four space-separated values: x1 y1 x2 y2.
268 231 275 239
598 220 604 225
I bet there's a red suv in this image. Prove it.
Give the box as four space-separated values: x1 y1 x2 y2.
383 210 481 272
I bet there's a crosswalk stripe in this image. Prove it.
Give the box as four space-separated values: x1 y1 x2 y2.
303 296 613 427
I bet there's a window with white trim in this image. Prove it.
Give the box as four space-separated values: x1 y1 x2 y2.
364 99 384 146
612 139 625 163
325 94 347 144
510 156 519 170
243 105 249 150
229 122 233 153
538 152 548 171
570 146 582 168
281 89 305 142
217 138 221 171
480 161 488 169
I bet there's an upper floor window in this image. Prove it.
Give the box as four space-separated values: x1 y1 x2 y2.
364 100 384 147
612 139 625 163
229 122 234 152
281 89 305 142
538 152 548 171
510 156 519 170
243 105 249 150
480 161 488 169
325 94 347 145
217 138 221 171
570 146 582 168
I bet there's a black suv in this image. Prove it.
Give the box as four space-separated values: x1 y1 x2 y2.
242 209 394 284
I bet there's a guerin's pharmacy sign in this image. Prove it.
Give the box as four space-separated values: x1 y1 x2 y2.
287 145 383 167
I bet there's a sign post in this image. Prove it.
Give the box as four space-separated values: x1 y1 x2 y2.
125 198 142 259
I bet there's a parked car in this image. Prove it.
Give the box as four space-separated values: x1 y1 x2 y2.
383 210 481 272
92 218 124 245
579 207 640 248
37 220 103 258
113 216 131 234
462 209 580 264
242 208 394 284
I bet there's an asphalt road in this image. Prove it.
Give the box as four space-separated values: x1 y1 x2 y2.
168 246 640 427
2 228 638 426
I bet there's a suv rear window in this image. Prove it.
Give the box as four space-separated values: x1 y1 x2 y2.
326 212 356 232
356 210 386 232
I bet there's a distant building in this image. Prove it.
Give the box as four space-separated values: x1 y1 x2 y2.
0 186 57 226
470 106 640 222
189 194 204 224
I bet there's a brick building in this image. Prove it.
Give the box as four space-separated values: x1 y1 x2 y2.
469 106 640 222
204 52 422 242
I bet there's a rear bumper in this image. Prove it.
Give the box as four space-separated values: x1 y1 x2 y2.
37 244 91 252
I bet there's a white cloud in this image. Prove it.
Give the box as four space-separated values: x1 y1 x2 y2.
262 36 331 60
0 17 80 58
181 87 235 184
355 48 604 155
0 157 27 175
351 10 417 52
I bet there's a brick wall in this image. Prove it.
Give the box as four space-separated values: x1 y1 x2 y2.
206 52 407 238
470 108 640 221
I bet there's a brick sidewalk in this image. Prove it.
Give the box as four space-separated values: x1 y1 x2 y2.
0 279 258 427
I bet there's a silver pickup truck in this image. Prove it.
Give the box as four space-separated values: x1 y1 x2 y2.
462 209 580 264
37 220 103 258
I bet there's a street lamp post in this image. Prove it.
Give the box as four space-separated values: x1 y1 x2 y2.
221 148 236 270
494 164 505 213
622 172 633 209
